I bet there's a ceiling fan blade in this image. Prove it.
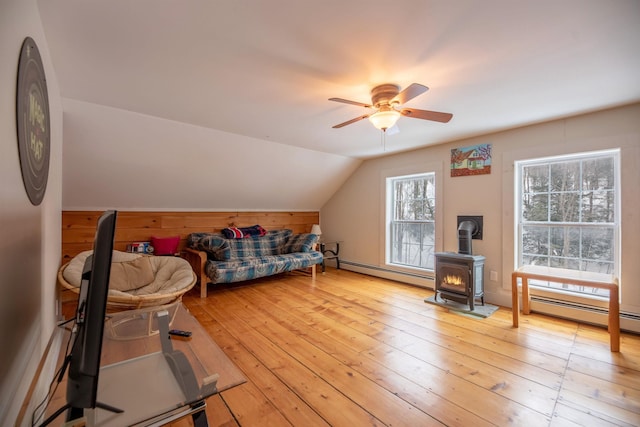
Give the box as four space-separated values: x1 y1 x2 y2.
332 114 370 128
328 97 372 108
401 108 453 123
393 83 428 105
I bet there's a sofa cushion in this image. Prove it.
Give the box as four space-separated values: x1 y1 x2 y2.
282 233 318 253
109 256 155 292
187 233 231 260
205 252 323 283
227 229 292 259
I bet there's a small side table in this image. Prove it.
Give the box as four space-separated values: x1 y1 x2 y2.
511 265 620 352
319 241 340 272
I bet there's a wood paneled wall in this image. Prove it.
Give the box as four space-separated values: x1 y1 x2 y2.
61 211 320 264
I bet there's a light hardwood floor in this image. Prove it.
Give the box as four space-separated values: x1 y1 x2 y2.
175 268 639 427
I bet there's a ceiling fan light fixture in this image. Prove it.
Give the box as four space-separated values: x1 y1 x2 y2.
330 83 452 130
369 110 401 131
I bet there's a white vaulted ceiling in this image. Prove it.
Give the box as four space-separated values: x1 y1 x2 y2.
33 0 640 211
38 0 640 159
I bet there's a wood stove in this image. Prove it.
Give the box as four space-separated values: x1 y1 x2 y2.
435 252 485 310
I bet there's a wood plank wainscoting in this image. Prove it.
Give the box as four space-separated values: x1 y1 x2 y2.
164 269 638 427
61 211 319 263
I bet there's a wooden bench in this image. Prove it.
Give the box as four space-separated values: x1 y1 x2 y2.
511 265 620 352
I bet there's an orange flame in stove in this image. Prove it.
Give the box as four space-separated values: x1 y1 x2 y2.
443 274 463 286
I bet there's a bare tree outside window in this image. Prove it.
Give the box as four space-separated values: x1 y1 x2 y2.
517 151 619 296
388 173 436 269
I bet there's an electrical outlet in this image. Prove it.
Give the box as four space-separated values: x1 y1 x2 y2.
490 270 498 281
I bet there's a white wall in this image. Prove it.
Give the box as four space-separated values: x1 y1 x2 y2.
321 104 640 319
61 99 361 211
0 0 63 424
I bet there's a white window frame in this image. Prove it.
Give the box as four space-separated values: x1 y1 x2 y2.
385 171 437 272
515 149 621 298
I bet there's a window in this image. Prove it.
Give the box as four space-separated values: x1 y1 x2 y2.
387 173 436 270
516 149 620 296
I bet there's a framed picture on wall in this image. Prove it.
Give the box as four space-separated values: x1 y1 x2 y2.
450 143 491 177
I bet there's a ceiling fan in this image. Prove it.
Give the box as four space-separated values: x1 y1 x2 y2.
329 83 453 131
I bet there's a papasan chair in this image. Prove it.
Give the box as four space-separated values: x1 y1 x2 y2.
58 250 197 311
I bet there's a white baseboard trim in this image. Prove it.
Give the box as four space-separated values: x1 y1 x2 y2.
340 261 435 289
339 261 640 334
530 297 640 334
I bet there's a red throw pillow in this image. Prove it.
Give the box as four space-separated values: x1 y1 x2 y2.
150 235 180 256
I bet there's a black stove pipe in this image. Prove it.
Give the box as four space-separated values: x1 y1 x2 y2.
458 220 476 255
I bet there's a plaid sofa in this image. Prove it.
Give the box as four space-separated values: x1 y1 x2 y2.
187 229 323 286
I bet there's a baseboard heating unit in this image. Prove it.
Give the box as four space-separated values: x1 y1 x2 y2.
530 295 640 334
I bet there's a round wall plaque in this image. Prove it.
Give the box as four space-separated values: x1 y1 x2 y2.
16 37 50 206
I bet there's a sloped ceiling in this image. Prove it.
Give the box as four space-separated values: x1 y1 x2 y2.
38 0 640 159
35 1 640 212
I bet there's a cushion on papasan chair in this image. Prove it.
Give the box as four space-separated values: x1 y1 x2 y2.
58 250 196 310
